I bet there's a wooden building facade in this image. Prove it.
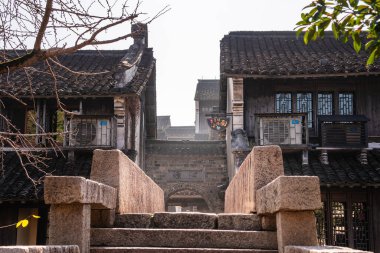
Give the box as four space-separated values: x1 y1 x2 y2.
220 31 380 253
0 23 157 245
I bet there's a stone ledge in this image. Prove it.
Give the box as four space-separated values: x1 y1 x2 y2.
0 246 79 253
44 176 116 209
256 176 322 215
285 246 372 253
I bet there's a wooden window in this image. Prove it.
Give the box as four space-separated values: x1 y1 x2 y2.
296 93 313 128
339 93 354 115
331 202 349 246
275 93 292 113
318 93 333 115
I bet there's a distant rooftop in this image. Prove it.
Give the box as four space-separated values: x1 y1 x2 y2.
194 79 220 101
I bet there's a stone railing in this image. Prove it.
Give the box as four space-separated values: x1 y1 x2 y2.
0 246 79 253
44 149 165 253
224 145 372 253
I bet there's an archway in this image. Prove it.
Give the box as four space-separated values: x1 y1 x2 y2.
166 189 210 212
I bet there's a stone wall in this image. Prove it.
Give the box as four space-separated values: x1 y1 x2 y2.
144 140 228 212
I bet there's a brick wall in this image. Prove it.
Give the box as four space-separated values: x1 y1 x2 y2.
144 140 228 212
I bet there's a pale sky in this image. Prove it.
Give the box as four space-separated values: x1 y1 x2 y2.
97 0 311 126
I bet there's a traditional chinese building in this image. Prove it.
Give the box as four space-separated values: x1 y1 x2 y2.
220 31 380 252
0 23 156 245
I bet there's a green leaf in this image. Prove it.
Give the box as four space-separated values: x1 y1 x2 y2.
302 1 317 10
352 32 362 53
365 40 375 50
332 22 339 39
296 27 304 38
367 47 378 65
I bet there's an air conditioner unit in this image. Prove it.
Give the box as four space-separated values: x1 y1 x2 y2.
259 116 303 145
69 118 111 146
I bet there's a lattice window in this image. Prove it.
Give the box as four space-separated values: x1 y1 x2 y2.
332 202 348 247
352 202 370 251
339 93 354 115
318 93 333 115
297 93 313 128
275 93 292 113
315 203 327 246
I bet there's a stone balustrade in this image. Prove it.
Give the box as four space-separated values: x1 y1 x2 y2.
0 246 79 253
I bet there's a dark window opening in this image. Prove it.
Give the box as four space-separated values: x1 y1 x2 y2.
339 93 354 115
296 93 313 128
275 93 292 113
318 93 333 115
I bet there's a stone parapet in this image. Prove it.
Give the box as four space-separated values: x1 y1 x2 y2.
285 246 372 253
256 176 322 215
44 176 117 209
0 246 79 253
91 149 165 213
224 145 284 213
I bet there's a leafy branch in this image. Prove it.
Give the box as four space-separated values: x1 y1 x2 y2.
295 0 380 65
0 214 40 229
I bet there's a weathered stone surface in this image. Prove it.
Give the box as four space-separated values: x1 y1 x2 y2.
91 247 279 253
44 176 117 209
217 213 261 231
225 145 284 213
0 246 79 253
49 204 91 253
276 211 318 253
91 228 278 249
153 212 217 229
256 176 322 215
91 209 115 228
91 149 165 213
285 246 371 253
261 215 276 231
114 214 153 228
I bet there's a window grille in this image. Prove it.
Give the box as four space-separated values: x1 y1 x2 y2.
339 93 354 115
296 93 313 128
332 202 348 247
315 203 327 246
352 202 370 251
318 93 333 115
275 93 292 113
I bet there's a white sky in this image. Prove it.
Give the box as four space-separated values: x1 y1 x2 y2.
96 0 311 126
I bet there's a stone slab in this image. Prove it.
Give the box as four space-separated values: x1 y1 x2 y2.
48 204 91 253
0 246 79 253
261 215 276 231
91 247 279 253
91 149 165 213
217 213 261 231
44 176 116 209
256 176 322 215
91 228 278 249
153 212 217 229
114 214 153 228
285 246 372 253
225 145 284 213
276 211 318 253
92 209 115 228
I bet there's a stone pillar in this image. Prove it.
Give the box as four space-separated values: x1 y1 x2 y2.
230 78 244 130
44 176 117 253
48 204 91 253
256 176 322 253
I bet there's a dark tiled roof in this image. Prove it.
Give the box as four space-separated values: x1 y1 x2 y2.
0 152 92 201
194 79 220 100
0 47 155 97
284 150 380 186
220 31 380 77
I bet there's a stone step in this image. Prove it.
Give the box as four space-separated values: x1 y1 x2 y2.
114 212 262 231
91 247 278 253
91 228 277 250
